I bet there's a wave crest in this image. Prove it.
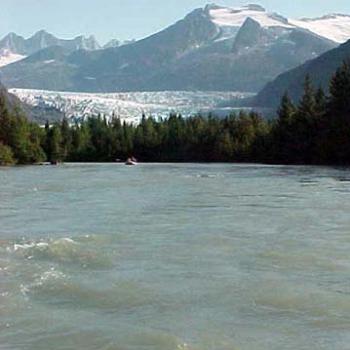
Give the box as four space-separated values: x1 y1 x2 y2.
7 236 114 269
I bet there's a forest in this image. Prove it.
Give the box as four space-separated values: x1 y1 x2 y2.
1 62 350 166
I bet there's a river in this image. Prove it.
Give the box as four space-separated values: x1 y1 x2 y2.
1 163 350 349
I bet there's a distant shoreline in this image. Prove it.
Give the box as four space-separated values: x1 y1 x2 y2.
2 161 347 168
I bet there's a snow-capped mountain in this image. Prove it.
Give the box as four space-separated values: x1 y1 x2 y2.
0 30 102 67
289 14 350 44
208 3 292 40
207 4 350 43
0 4 347 93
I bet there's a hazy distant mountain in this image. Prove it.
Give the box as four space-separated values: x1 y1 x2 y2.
0 30 101 54
253 39 350 108
0 30 101 67
103 39 136 49
0 4 347 92
103 39 121 49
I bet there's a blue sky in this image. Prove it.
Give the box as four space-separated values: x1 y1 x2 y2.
1 0 350 44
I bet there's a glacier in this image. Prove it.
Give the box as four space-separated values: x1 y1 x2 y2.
10 89 253 123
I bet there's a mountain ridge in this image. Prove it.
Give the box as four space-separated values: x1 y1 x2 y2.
252 39 350 108
0 4 348 92
0 30 101 54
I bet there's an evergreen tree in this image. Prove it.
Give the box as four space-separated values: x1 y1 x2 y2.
48 125 62 163
291 75 318 163
315 87 326 116
323 62 350 163
297 75 316 120
328 61 350 116
274 93 296 163
277 92 296 125
60 117 72 160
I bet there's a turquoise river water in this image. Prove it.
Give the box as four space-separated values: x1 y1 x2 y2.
1 163 350 350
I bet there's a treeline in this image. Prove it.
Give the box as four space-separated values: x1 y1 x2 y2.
1 62 350 165
43 111 269 163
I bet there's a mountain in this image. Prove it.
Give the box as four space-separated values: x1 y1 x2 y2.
0 30 101 67
253 39 350 108
103 39 136 49
290 14 350 44
0 4 344 92
103 39 121 49
0 30 101 54
0 50 26 68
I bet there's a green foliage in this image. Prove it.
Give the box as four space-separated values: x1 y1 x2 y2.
0 93 45 165
47 125 63 162
0 142 15 165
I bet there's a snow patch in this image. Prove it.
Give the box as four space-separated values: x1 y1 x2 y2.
0 50 26 67
43 59 56 64
209 5 292 29
208 4 350 43
290 15 350 43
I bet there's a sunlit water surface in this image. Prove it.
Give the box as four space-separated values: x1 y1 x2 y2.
1 163 350 350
